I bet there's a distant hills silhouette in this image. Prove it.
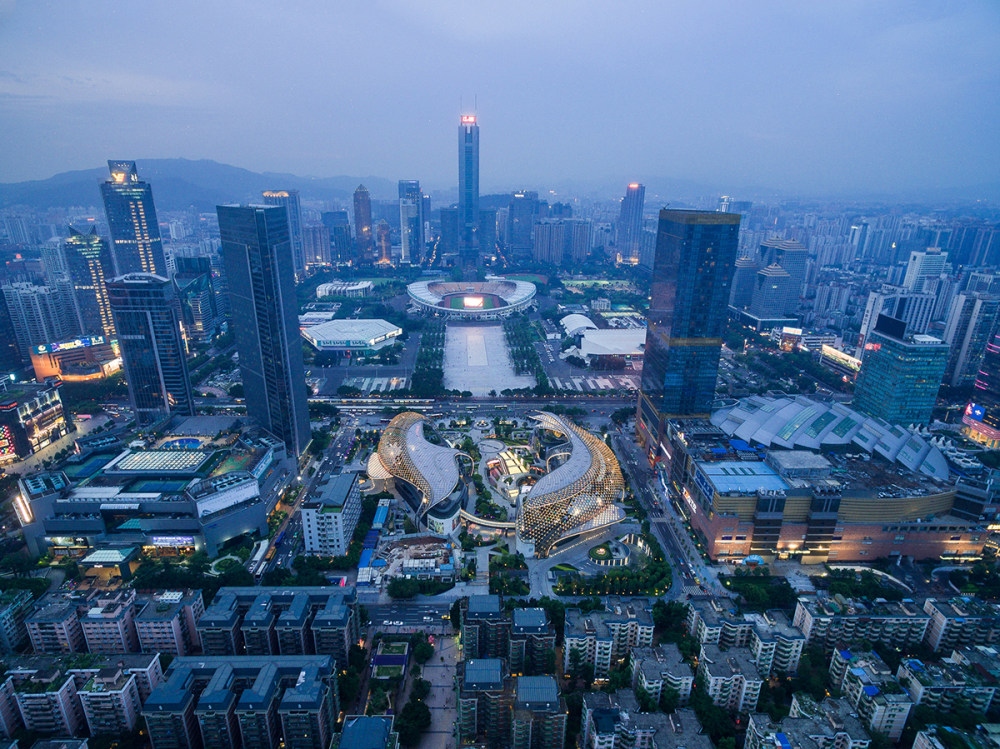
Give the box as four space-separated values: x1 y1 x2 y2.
0 158 397 211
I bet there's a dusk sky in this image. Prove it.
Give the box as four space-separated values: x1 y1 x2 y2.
1 1 998 196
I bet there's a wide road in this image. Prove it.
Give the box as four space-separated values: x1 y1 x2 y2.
612 428 725 599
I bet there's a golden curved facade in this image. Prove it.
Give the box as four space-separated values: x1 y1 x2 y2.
372 412 463 516
517 411 625 557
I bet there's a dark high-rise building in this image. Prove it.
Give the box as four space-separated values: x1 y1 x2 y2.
637 210 740 458
353 186 374 264
262 190 305 278
965 330 1000 446
439 207 460 255
303 225 331 267
100 161 167 277
616 183 645 264
174 256 218 345
479 208 497 258
506 191 540 260
217 205 310 457
853 315 948 426
458 114 480 264
321 211 353 265
63 226 116 339
107 273 194 426
0 291 23 369
398 180 424 265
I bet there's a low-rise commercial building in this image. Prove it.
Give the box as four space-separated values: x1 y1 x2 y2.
0 379 70 466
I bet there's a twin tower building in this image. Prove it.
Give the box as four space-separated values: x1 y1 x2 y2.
92 161 309 456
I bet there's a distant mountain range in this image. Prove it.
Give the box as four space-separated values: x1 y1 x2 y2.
0 159 397 211
1 158 997 211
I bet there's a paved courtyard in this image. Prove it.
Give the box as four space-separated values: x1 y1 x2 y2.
442 324 534 395
419 633 459 749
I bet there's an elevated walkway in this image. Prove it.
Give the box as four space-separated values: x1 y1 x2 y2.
458 508 516 529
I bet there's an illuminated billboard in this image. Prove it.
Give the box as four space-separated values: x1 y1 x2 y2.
461 115 477 124
463 296 484 308
33 336 106 355
967 403 986 422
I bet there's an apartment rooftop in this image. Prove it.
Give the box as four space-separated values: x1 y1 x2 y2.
745 610 804 642
512 607 549 634
632 643 691 682
516 675 560 710
339 715 396 749
566 598 653 640
750 697 870 749
699 643 761 681
462 658 504 691
466 594 503 619
798 595 928 620
925 597 1000 621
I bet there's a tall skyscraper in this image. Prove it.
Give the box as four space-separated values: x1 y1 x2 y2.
100 161 167 277
857 284 936 351
458 114 480 264
106 273 194 426
1 281 79 355
353 185 374 264
398 180 424 265
303 225 331 267
217 205 310 457
759 238 808 314
853 315 948 426
964 331 1000 446
262 190 305 278
62 227 116 339
321 211 353 265
616 183 645 264
903 248 948 291
636 209 740 458
376 221 392 265
728 256 760 309
506 191 540 260
749 264 792 318
943 293 1000 387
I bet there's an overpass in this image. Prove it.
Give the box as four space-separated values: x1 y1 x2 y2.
458 508 516 529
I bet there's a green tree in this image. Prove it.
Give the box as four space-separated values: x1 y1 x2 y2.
450 599 462 630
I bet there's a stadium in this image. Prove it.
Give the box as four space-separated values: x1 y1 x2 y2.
406 275 536 320
367 410 625 557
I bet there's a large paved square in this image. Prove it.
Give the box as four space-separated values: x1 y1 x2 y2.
442 324 535 395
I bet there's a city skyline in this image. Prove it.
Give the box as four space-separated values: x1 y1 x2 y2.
1 3 998 197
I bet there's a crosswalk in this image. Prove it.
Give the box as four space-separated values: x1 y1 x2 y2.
549 374 639 392
340 376 410 394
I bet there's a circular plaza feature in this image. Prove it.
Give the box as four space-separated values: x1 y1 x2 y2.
407 276 536 320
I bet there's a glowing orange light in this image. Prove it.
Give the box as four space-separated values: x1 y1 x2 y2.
461 115 477 124
628 183 640 189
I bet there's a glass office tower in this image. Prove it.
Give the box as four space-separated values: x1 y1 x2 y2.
63 226 116 339
637 209 740 460
616 183 645 264
106 273 194 426
458 115 480 265
853 315 948 426
262 190 305 278
217 204 310 457
353 185 374 264
399 180 424 265
100 161 167 277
